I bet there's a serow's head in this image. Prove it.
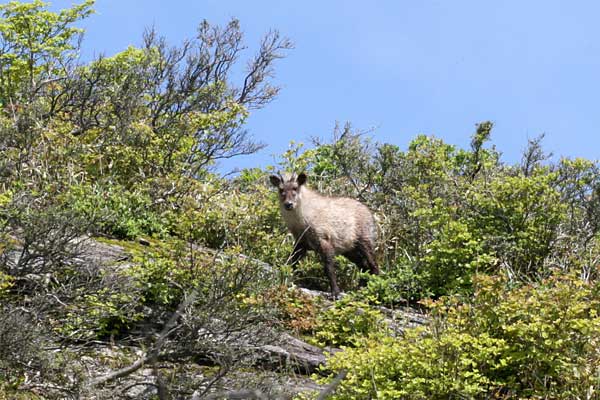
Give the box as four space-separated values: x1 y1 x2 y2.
269 172 307 211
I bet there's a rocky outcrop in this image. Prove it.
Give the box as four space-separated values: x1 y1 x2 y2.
257 332 338 375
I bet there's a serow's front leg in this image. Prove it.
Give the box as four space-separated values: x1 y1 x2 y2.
319 240 340 299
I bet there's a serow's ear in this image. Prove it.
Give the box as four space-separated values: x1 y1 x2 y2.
269 175 282 187
297 172 307 186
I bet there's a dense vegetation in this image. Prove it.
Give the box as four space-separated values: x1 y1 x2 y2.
1 1 600 399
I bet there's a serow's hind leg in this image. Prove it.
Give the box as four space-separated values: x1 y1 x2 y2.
344 249 369 287
344 241 380 288
357 239 379 275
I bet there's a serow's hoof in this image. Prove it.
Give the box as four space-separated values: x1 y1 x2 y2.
330 290 344 301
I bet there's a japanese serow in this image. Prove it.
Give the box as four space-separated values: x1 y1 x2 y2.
269 172 379 297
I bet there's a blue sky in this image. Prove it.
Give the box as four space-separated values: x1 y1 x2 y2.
54 0 600 172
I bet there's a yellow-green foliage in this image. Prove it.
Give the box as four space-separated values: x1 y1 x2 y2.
67 182 170 239
68 47 248 187
0 386 41 400
323 273 600 399
467 170 566 276
0 272 12 297
57 236 277 340
67 288 144 339
175 171 292 266
0 0 94 103
311 296 389 348
126 238 206 308
0 185 14 296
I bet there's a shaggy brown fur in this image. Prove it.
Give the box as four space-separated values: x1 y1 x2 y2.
270 172 379 297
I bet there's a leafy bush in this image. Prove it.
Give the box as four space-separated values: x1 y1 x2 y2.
311 296 389 348
466 170 566 279
60 285 144 340
126 238 201 308
0 272 12 298
357 268 420 305
324 330 504 399
262 284 318 333
175 173 292 266
322 273 600 399
67 182 170 239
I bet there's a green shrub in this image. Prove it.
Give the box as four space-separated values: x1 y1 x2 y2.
67 183 169 239
460 273 600 397
323 273 600 399
311 296 389 348
357 268 421 306
56 274 145 341
173 174 291 266
466 171 566 278
324 330 504 399
78 289 144 339
0 272 13 298
126 238 201 308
